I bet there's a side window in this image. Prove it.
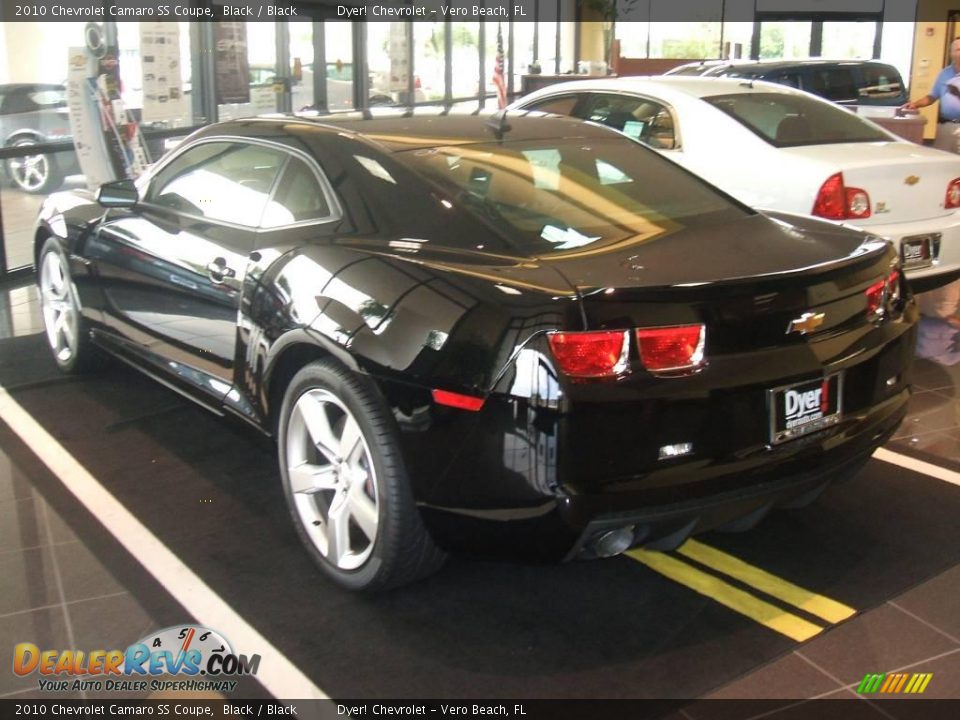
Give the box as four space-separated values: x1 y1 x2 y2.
580 94 676 150
807 68 858 102
858 65 905 104
525 95 579 116
145 142 286 226
261 156 334 227
771 72 802 89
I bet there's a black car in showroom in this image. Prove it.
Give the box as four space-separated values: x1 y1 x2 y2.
34 111 917 590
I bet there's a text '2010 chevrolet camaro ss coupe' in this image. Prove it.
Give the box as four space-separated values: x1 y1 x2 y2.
35 111 917 590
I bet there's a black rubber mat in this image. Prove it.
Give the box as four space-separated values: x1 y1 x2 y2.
2 334 960 700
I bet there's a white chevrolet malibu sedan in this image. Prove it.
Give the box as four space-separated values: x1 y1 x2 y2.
510 76 960 291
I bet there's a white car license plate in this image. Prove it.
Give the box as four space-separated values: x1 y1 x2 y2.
768 374 843 445
901 234 936 269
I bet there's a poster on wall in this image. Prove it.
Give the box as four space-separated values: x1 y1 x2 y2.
94 38 150 179
215 22 251 104
140 22 188 126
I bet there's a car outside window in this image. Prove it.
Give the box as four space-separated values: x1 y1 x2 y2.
401 137 746 255
145 141 287 226
261 156 333 227
704 92 889 147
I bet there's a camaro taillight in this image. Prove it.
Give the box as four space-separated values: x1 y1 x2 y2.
547 330 629 378
813 172 871 220
946 178 960 209
865 269 902 321
636 324 707 375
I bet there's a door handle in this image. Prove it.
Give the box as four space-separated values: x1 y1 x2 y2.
206 257 236 283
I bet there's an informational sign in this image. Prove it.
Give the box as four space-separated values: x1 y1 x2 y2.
140 22 188 125
66 47 114 190
215 22 251 105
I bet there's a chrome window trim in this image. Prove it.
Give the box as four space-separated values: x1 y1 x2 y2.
136 135 344 232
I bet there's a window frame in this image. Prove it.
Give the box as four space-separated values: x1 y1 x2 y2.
136 135 343 231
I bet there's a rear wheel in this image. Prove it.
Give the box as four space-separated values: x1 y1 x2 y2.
7 138 64 194
278 359 445 591
38 237 97 374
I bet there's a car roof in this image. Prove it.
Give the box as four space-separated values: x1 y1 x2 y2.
705 59 898 73
196 108 625 153
518 75 805 103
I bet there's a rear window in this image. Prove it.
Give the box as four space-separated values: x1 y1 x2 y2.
858 64 906 105
400 138 747 256
704 92 889 147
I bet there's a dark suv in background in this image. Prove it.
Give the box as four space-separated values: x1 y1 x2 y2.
666 59 908 108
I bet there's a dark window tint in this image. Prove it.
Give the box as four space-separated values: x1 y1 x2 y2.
771 72 802 89
262 156 332 227
526 95 579 116
704 92 888 147
578 94 677 149
146 141 286 226
807 68 858 101
401 137 746 256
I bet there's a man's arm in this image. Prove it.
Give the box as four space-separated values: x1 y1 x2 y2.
904 94 937 110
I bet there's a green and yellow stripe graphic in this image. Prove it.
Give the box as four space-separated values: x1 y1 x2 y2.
858 672 933 694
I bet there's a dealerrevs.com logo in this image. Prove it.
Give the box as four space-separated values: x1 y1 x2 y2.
13 625 260 693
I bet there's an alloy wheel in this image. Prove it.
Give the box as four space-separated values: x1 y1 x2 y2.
284 388 380 570
39 249 79 365
9 143 50 193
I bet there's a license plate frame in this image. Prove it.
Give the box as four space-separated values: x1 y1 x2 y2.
767 374 843 445
901 234 937 269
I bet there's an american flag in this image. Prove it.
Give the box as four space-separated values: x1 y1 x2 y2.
493 22 507 109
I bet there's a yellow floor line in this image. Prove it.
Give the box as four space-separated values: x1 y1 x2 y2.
677 539 857 624
627 548 825 642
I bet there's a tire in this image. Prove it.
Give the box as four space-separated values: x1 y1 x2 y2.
38 237 97 374
278 358 446 591
7 138 64 194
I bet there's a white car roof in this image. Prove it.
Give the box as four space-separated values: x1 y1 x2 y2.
517 75 817 105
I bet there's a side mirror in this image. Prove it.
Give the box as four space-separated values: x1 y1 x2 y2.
97 179 138 208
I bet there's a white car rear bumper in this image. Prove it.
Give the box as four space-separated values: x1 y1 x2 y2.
864 213 960 288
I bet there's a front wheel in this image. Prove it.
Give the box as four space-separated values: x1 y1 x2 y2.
7 138 64 194
278 359 446 591
38 237 97 374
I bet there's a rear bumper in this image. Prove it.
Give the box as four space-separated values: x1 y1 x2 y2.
561 387 907 560
865 212 960 290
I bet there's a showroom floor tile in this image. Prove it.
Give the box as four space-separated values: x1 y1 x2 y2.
2 278 960 704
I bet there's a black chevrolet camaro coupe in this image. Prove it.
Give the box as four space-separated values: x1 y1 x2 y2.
35 111 917 590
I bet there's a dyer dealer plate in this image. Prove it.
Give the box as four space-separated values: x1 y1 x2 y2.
901 233 938 269
768 374 843 445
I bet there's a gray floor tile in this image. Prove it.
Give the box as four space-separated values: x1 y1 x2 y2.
0 496 46 554
0 546 60 616
44 504 80 545
706 652 842 700
0 451 38 504
891 565 960 644
67 593 161 666
0 606 69 696
797 605 959 688
892 391 960 439
54 541 128 603
890 429 960 464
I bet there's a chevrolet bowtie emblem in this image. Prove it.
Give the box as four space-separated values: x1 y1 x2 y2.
787 312 825 335
905 175 920 186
